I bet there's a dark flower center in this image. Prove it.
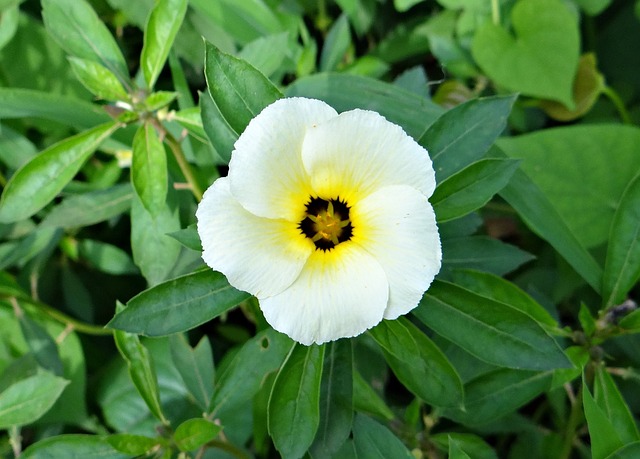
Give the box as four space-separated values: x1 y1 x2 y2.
299 197 353 251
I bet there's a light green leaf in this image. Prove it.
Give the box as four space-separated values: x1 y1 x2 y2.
22 435 129 459
420 95 516 181
113 308 168 425
286 73 443 139
174 418 222 452
169 334 214 412
140 0 188 89
0 4 18 51
583 378 625 459
131 122 168 216
310 340 353 458
41 0 129 85
0 370 68 428
432 158 519 222
415 281 571 370
106 434 160 456
603 172 640 307
320 14 351 71
109 269 250 336
144 91 178 112
606 442 640 459
174 106 208 143
167 224 202 252
441 236 534 276
352 414 413 458
268 343 324 459
369 318 463 408
472 0 579 107
0 123 37 170
204 41 282 135
238 32 291 78
0 121 119 223
18 313 63 376
594 366 640 445
199 90 238 163
78 239 138 275
449 438 472 459
68 57 129 101
41 184 133 229
618 309 640 333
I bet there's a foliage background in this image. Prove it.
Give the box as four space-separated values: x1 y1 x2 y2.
0 0 639 458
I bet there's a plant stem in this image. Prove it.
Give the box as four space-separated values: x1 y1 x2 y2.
559 382 583 459
163 129 204 201
602 85 632 125
491 0 501 25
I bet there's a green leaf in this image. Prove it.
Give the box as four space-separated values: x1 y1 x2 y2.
213 328 292 413
22 435 129 459
131 122 168 216
199 90 238 163
432 158 519 222
140 0 188 89
352 370 395 421
415 281 571 370
18 313 64 376
309 340 354 458
498 125 640 249
419 95 516 182
106 434 160 456
173 106 208 143
449 438 472 459
352 413 413 458
0 88 110 129
606 442 640 459
0 370 68 428
0 4 18 52
0 123 37 170
169 334 214 412
41 184 133 229
41 0 129 85
78 239 138 275
113 309 168 424
441 236 534 276
492 146 603 292
583 378 625 459
268 343 324 459
320 14 351 71
68 57 129 101
174 418 222 452
109 269 250 336
369 318 463 408
431 433 498 459
238 32 291 78
594 366 640 444
451 269 557 328
619 309 640 333
443 368 553 425
167 224 202 252
286 73 443 139
472 0 579 107
204 41 282 135
0 122 119 223
130 191 181 286
603 172 640 307
144 91 178 112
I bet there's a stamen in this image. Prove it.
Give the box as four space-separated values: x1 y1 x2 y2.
298 197 353 251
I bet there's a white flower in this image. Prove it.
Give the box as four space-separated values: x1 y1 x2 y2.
196 97 441 345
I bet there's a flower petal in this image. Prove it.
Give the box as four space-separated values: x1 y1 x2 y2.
229 97 338 221
260 243 389 345
350 185 441 319
301 109 436 204
196 177 314 298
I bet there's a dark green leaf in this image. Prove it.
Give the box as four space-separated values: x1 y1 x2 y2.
320 14 351 71
0 370 68 428
109 269 250 336
606 442 640 459
199 90 238 163
78 239 138 275
369 318 463 408
310 340 353 458
131 122 168 216
204 41 282 135
441 236 534 276
268 343 324 459
352 370 394 421
18 313 63 375
41 183 133 229
420 95 516 182
174 418 222 452
169 334 214 412
415 281 571 370
618 309 640 333
431 433 498 459
113 309 168 424
594 366 640 444
286 73 443 139
352 413 413 458
583 378 625 459
68 57 129 101
603 172 640 307
432 158 519 222
0 122 119 222
167 224 202 252
213 328 292 413
449 438 472 459
22 435 129 459
41 0 129 85
140 0 188 89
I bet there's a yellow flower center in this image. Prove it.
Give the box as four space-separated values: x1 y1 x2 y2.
299 197 353 251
